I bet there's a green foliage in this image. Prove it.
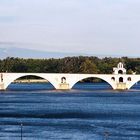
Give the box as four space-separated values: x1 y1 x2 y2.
0 56 140 74
80 59 98 74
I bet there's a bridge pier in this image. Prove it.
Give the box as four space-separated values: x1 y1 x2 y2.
58 83 70 90
115 83 128 90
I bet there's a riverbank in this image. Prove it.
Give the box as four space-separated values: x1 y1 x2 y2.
13 79 102 83
14 79 48 83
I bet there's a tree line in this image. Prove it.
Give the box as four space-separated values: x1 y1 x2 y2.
0 56 140 74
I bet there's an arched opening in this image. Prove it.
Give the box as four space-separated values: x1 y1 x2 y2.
118 70 123 74
130 81 140 90
61 77 66 84
119 77 123 83
72 77 112 90
127 77 131 81
7 75 55 91
111 77 115 81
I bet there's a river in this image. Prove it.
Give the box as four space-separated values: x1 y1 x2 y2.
0 82 140 140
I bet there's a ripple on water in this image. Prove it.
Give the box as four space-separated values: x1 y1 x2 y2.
0 83 140 139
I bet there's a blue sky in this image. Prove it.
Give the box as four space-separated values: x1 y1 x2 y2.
0 0 140 57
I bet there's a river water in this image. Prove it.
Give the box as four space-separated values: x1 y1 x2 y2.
0 82 140 140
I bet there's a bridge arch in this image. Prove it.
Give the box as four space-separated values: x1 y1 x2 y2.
5 74 56 90
70 75 115 89
128 79 140 89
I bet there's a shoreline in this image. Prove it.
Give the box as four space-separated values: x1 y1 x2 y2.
13 79 104 83
14 79 48 83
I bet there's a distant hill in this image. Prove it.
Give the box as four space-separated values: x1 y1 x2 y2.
0 47 128 59
0 47 87 59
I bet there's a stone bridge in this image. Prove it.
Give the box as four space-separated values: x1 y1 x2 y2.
0 62 139 90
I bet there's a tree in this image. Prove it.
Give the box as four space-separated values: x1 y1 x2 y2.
80 59 98 74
